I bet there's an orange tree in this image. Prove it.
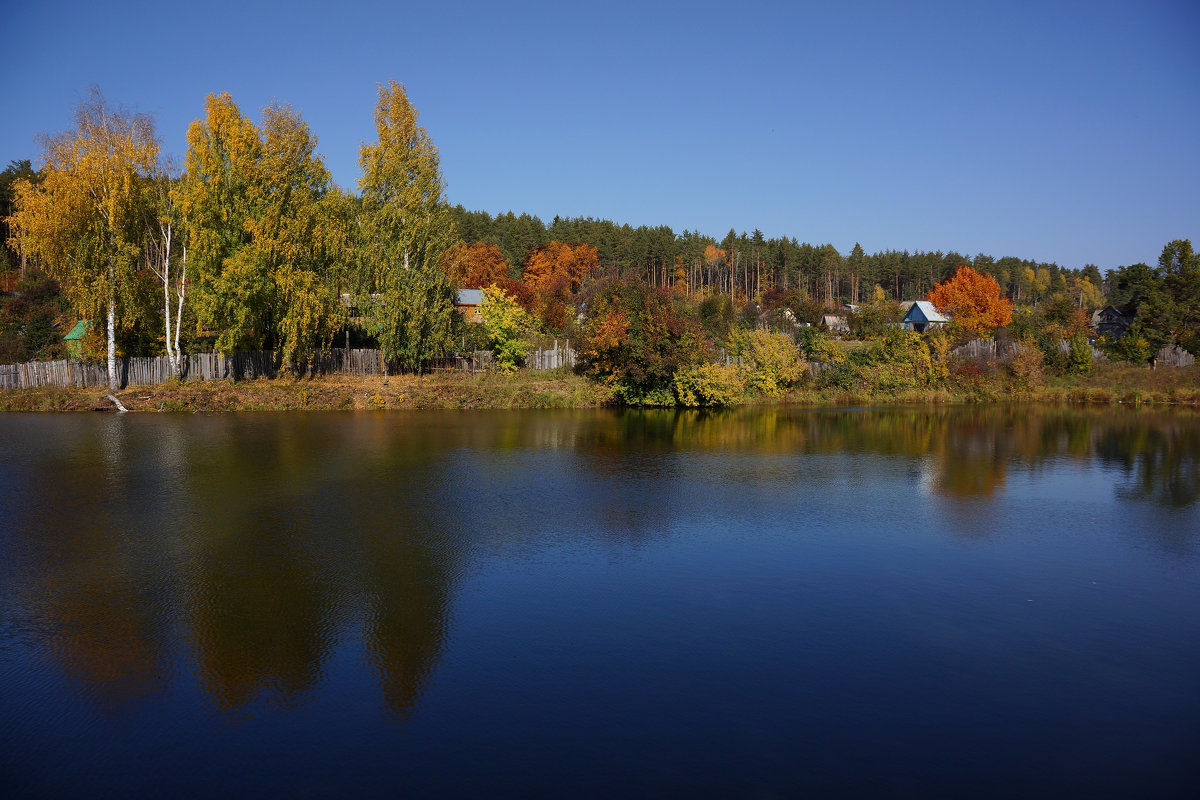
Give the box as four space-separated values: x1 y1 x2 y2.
928 265 1013 335
439 242 510 288
522 241 598 328
578 276 705 405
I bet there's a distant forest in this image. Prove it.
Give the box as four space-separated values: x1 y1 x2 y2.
451 207 1106 307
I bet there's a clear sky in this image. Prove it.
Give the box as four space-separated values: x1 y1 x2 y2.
3 0 1197 272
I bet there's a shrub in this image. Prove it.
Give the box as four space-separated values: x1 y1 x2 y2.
1103 324 1152 364
579 277 705 404
482 286 534 373
674 363 745 407
794 326 845 364
731 329 803 397
612 382 676 407
1066 332 1093 376
1008 339 1045 390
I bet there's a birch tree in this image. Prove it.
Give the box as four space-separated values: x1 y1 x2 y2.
144 162 188 376
358 81 457 372
7 88 157 391
179 94 346 367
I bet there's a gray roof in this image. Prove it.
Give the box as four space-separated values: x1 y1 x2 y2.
903 300 949 324
456 289 484 306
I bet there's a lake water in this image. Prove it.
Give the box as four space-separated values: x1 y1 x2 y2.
0 406 1198 798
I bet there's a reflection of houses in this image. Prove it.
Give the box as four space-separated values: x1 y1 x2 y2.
822 314 849 333
454 289 484 324
901 301 949 333
1091 305 1132 339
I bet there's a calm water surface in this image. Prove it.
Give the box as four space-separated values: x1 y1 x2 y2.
1 406 1198 798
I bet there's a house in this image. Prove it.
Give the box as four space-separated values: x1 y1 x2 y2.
63 320 92 359
902 301 949 333
455 289 484 323
1091 305 1132 340
822 314 849 334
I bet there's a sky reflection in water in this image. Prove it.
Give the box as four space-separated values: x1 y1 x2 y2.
0 407 1197 798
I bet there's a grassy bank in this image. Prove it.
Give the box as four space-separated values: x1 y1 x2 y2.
782 362 1200 407
3 362 1198 412
0 369 614 412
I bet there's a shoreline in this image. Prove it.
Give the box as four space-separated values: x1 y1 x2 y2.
2 364 1199 412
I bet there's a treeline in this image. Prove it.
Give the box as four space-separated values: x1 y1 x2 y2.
451 207 1107 308
3 81 1193 407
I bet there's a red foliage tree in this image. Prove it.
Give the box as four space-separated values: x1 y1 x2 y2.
520 241 599 329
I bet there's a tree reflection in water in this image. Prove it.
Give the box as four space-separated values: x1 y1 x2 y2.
0 405 1196 719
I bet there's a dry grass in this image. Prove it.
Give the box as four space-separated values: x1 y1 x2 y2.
0 369 614 412
4 361 1198 413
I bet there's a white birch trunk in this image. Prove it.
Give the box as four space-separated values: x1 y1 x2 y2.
161 221 178 377
174 243 186 377
107 297 118 392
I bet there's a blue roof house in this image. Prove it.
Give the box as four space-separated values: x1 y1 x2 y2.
902 301 949 333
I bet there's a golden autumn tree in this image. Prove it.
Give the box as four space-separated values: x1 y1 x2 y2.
928 265 1013 335
439 242 510 288
177 93 346 367
358 81 457 372
7 88 159 391
521 241 598 328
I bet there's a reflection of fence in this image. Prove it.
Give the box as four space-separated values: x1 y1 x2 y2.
1 344 576 391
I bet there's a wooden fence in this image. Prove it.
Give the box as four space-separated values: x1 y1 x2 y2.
1156 345 1195 367
526 341 576 370
951 338 1107 362
0 344 578 392
951 338 1022 361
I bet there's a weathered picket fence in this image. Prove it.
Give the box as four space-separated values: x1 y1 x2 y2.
951 338 1022 360
1156 345 1195 367
526 341 576 370
0 344 578 391
951 338 1107 362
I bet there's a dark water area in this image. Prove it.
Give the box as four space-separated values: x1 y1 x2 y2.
0 406 1198 798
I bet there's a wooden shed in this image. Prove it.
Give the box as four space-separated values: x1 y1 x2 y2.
902 301 949 333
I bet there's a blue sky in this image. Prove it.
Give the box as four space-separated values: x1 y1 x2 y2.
3 0 1197 271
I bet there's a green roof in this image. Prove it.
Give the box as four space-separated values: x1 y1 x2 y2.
63 320 91 341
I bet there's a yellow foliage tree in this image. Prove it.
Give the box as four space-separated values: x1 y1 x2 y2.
358 81 457 372
480 285 533 372
7 87 159 390
178 93 346 367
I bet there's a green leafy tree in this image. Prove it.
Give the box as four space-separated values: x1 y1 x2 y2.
1159 239 1200 354
179 94 346 368
1066 332 1093 375
1106 241 1200 356
358 81 457 372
